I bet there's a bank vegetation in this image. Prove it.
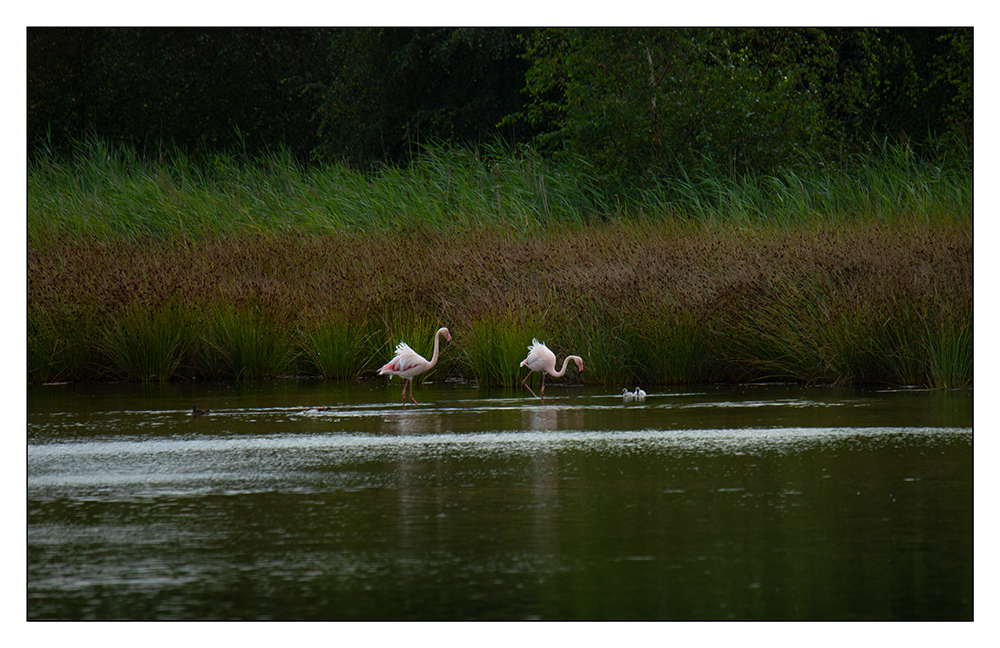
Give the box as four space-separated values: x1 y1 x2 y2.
27 141 972 389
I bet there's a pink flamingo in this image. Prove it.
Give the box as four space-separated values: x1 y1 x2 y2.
378 327 452 406
519 338 584 402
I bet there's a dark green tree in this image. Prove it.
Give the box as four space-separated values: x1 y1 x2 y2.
831 27 972 149
28 26 971 172
28 28 103 152
512 27 972 185
514 28 833 183
310 28 533 166
28 28 333 160
928 28 973 145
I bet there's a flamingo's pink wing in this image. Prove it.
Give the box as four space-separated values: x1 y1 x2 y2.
380 342 430 378
521 339 555 373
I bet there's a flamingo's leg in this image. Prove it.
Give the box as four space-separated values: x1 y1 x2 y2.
407 379 420 406
522 371 539 399
540 374 546 403
401 379 409 406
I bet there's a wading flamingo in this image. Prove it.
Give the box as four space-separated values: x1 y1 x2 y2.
519 338 583 402
379 327 452 406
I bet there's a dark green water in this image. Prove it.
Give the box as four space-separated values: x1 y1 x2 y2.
27 380 973 620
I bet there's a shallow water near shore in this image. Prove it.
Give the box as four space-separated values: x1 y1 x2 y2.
27 379 973 620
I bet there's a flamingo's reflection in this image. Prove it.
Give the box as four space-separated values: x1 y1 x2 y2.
380 407 444 436
521 404 585 431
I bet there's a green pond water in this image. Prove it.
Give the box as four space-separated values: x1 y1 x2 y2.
27 379 973 620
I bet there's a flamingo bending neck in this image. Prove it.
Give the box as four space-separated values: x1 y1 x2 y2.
550 355 584 378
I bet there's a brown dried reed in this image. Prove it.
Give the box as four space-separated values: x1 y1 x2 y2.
27 222 972 387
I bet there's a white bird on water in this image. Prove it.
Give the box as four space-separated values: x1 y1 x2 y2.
622 388 635 402
378 327 452 406
519 338 584 403
635 387 646 401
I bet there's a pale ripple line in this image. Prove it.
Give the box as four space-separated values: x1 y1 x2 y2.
29 426 972 459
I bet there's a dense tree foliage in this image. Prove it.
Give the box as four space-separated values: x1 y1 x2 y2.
28 28 332 160
310 28 533 165
516 28 833 181
514 27 972 183
28 27 971 178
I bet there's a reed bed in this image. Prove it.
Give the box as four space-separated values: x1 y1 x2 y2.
27 221 972 388
27 139 972 387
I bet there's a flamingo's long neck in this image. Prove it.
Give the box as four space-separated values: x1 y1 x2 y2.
426 328 445 369
551 355 581 378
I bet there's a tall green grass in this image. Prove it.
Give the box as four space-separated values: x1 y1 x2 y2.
202 305 297 380
705 267 973 388
464 312 544 388
28 137 971 244
924 318 973 389
632 308 713 386
28 308 99 383
98 303 194 382
303 317 376 379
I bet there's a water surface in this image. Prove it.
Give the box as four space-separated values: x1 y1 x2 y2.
28 380 973 620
